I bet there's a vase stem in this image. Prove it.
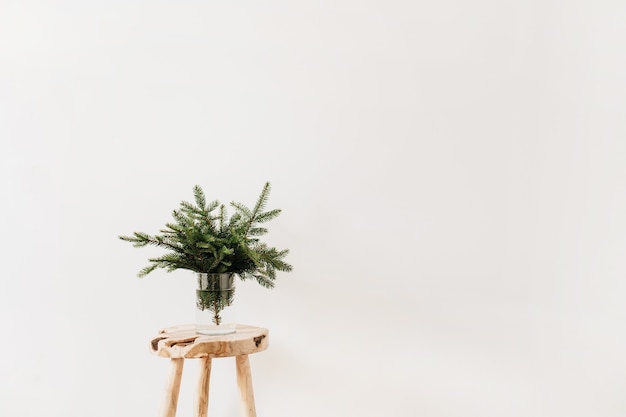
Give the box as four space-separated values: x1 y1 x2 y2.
196 273 236 335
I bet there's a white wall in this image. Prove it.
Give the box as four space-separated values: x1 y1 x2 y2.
1 1 626 416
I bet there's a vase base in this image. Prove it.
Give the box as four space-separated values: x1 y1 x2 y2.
196 325 237 336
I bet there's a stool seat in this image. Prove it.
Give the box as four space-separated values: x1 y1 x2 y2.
151 324 269 358
151 324 269 417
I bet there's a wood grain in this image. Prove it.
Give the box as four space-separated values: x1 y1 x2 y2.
151 324 269 359
162 358 184 417
236 354 257 417
195 357 212 417
152 324 268 417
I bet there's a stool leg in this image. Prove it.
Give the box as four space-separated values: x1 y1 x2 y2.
195 357 212 417
162 358 184 417
235 354 257 417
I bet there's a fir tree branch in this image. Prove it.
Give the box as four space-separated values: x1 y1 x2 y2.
120 182 293 279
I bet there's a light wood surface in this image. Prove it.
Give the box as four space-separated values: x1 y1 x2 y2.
152 324 268 417
195 357 212 417
236 354 257 417
151 324 269 359
162 358 184 417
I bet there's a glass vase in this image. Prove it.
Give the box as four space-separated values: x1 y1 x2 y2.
195 273 237 335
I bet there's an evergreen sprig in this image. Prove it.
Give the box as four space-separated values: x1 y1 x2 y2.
119 182 293 288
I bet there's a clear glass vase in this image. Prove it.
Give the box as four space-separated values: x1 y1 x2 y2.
195 273 237 335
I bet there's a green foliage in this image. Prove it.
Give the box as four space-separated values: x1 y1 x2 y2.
196 273 235 325
119 182 293 289
196 288 235 325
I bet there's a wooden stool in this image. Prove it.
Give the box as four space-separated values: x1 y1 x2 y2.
151 324 269 417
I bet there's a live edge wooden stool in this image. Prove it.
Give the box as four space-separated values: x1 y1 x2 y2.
150 324 269 417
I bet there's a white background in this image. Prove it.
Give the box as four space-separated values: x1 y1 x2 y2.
1 1 626 416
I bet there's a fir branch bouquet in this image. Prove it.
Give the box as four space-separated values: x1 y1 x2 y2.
119 182 292 325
